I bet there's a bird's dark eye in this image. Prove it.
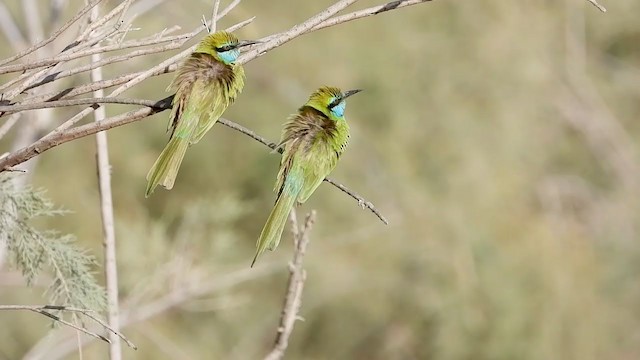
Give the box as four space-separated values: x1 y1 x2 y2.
215 45 235 52
328 98 341 109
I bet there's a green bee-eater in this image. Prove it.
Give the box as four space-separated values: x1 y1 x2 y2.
252 86 362 266
145 31 258 197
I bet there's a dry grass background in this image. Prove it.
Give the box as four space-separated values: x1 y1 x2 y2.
1 0 640 359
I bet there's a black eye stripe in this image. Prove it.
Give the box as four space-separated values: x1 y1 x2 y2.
328 98 342 109
215 45 236 52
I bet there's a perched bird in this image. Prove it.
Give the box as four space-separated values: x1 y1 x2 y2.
145 31 258 197
252 86 362 266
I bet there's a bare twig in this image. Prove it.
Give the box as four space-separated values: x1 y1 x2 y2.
238 0 360 64
586 0 606 12
24 263 279 360
210 0 221 33
89 4 123 359
21 66 175 104
0 0 105 67
0 31 192 75
0 97 162 113
0 305 137 349
264 210 316 360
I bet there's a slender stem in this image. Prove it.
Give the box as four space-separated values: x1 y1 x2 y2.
89 4 122 359
585 0 606 12
0 0 105 67
263 210 315 360
238 0 360 64
0 97 162 113
0 304 137 347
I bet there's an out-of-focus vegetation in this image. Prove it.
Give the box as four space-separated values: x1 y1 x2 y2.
1 0 640 359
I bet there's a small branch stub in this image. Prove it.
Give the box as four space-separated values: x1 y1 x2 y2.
263 210 316 360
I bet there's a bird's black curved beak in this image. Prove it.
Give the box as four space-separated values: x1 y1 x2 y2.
342 89 363 100
237 39 261 48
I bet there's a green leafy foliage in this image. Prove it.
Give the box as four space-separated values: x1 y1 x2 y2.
0 174 106 310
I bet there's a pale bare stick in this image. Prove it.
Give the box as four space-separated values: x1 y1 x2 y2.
76 0 132 42
0 305 110 345
89 4 123 358
0 23 122 99
257 0 433 44
0 97 162 113
264 210 316 360
0 31 192 75
0 0 134 98
210 0 221 33
21 67 175 104
20 41 190 91
238 0 360 64
0 0 105 67
24 263 279 360
586 0 606 12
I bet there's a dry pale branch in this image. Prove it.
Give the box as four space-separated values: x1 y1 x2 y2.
89 4 123 358
0 304 136 349
0 97 161 113
24 263 280 360
0 0 105 67
586 0 606 12
264 210 316 360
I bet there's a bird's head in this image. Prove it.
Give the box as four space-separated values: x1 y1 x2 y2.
304 86 362 121
195 31 259 65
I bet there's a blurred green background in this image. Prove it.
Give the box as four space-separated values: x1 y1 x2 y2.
2 0 640 359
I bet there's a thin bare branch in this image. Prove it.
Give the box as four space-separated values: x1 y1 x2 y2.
0 31 192 75
0 305 135 349
1 24 122 99
315 0 433 30
77 0 131 42
89 4 123 358
586 0 606 12
264 210 315 360
0 305 109 344
238 0 360 64
210 0 221 33
0 0 105 67
21 66 174 104
24 263 279 360
0 97 162 113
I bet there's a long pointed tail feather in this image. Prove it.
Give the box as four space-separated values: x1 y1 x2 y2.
252 185 300 267
145 136 190 197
